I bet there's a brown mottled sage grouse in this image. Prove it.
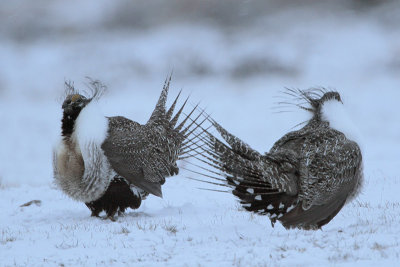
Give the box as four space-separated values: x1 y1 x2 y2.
190 89 363 230
53 77 203 220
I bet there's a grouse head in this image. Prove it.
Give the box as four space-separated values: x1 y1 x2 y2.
312 91 342 107
309 91 342 117
295 89 343 121
279 88 343 125
60 79 106 137
62 94 90 117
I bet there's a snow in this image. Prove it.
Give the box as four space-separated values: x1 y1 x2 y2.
1 1 400 266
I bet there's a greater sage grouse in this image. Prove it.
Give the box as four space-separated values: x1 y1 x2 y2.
53 77 203 220
191 89 363 230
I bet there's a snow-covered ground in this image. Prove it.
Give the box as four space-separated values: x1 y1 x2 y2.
1 1 400 266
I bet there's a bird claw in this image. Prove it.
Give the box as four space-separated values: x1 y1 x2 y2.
118 210 126 216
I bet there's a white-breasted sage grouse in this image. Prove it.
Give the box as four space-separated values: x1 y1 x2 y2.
191 89 363 230
53 77 203 220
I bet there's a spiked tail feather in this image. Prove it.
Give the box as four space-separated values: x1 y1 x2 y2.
211 120 262 161
170 97 189 127
148 75 171 124
166 89 182 120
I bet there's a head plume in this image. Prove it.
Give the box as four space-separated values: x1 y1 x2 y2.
276 88 342 120
61 77 106 104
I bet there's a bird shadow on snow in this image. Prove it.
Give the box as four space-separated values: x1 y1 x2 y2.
123 202 197 219
119 211 152 219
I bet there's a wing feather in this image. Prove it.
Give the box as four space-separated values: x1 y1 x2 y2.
299 130 363 207
101 116 171 197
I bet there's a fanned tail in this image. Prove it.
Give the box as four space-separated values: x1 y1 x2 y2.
184 115 299 227
167 99 210 159
146 75 212 172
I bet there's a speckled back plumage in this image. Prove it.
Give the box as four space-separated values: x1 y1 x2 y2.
101 76 203 197
191 89 363 230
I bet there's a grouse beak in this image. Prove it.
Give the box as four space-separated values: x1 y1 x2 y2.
62 103 73 113
62 98 90 113
63 103 80 114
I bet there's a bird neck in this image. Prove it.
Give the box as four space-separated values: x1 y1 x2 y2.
61 110 81 138
306 116 329 130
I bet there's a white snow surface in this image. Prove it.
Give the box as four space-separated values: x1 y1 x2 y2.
1 1 400 266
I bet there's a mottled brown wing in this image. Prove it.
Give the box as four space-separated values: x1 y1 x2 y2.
101 76 209 198
101 116 172 197
299 130 363 208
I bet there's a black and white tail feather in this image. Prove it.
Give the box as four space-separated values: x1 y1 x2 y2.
186 88 363 230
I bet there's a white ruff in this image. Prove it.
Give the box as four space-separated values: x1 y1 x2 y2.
53 101 114 203
321 100 363 147
73 101 113 202
75 101 108 154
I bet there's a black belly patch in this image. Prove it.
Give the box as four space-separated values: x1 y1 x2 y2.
85 176 142 219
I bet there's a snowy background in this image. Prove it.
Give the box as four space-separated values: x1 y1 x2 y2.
1 0 400 266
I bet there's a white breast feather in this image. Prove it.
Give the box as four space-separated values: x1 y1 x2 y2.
321 99 364 149
74 101 109 154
